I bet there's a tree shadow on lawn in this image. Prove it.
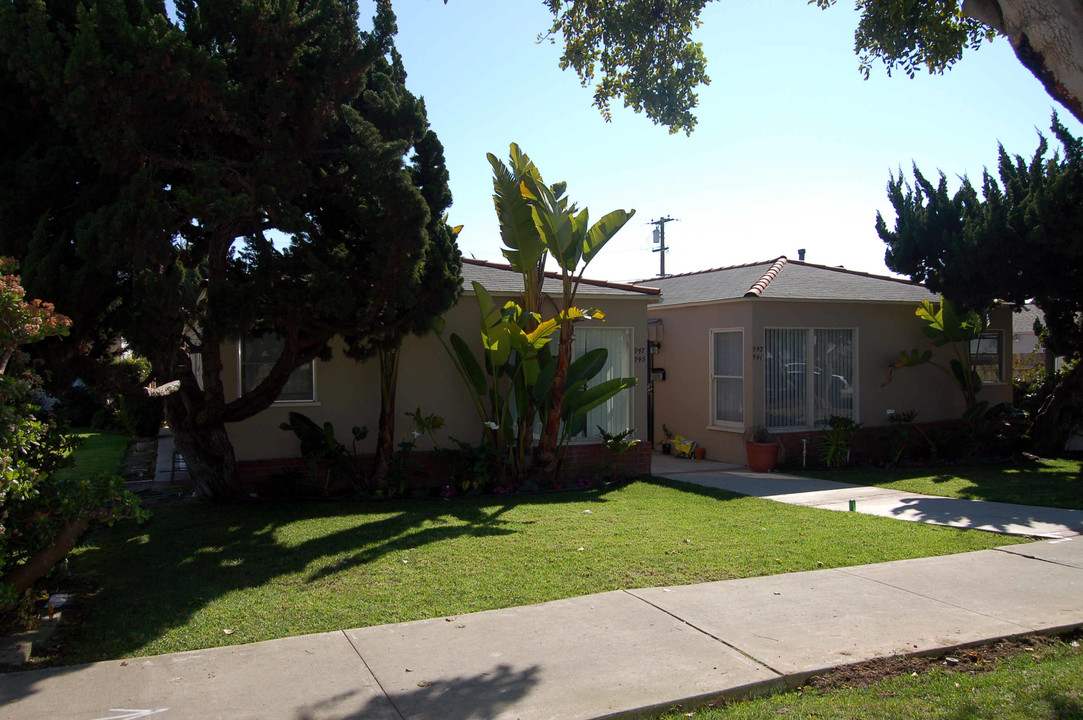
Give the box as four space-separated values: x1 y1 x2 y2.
64 485 625 664
809 457 1083 511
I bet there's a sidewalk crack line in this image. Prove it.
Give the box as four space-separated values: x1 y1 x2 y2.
622 590 784 677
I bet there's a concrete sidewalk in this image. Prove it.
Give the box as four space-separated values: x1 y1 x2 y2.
651 454 1083 538
1 536 1081 720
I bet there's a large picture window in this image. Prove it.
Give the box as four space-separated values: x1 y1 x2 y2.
573 327 633 438
711 329 743 426
240 335 316 403
971 331 1004 383
764 328 855 429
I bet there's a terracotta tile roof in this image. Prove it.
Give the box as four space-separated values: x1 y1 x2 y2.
633 256 938 306
461 258 660 298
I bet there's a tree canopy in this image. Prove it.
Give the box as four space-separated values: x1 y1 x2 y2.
536 0 1082 134
0 0 461 500
878 115 1083 449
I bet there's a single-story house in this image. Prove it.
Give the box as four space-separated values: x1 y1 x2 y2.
635 257 1012 466
222 258 660 484
1011 303 1066 376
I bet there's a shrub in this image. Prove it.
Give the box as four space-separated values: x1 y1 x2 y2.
116 395 164 437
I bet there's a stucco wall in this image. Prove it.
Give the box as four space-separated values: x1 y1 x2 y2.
223 290 653 462
649 300 1013 465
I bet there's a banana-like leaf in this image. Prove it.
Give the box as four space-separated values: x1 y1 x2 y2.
525 316 562 346
564 347 609 392
531 347 558 404
473 281 501 333
566 377 638 419
449 333 487 396
489 153 545 273
894 348 933 367
583 209 635 266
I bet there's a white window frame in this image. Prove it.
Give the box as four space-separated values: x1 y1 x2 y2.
238 336 318 405
971 330 1005 384
764 327 858 431
571 326 634 439
709 328 744 429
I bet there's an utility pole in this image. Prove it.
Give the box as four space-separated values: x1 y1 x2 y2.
650 216 676 276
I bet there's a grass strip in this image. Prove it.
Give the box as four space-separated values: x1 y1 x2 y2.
64 476 1027 665
799 457 1083 510
656 633 1083 720
54 430 131 481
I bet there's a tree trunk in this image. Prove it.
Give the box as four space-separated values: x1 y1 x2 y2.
536 330 572 477
371 347 399 490
164 392 242 502
1 511 108 610
1029 360 1083 455
965 0 1083 124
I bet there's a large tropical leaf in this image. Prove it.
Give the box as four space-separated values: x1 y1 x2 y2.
489 152 544 274
564 347 609 392
566 376 638 420
449 333 487 396
583 209 635 266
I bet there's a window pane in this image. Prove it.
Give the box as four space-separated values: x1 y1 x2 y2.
713 332 742 376
574 327 633 437
241 335 314 402
971 331 1002 382
813 329 855 426
714 377 743 423
711 330 743 425
765 329 807 428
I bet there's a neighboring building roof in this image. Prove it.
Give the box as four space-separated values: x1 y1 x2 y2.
633 256 938 307
1012 303 1044 335
461 258 660 299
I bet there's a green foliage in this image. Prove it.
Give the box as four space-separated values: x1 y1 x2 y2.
819 415 862 468
598 426 637 455
279 412 368 492
880 118 1083 362
537 1 1000 134
815 0 994 79
887 299 990 411
1 264 142 606
0 1 460 500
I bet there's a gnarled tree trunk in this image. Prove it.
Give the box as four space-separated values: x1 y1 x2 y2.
965 0 1083 123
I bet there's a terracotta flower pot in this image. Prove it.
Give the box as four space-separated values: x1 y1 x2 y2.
745 441 779 473
693 447 706 460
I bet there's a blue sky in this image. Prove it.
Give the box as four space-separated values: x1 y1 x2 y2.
390 0 1082 283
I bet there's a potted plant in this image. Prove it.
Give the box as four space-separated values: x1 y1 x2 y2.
661 424 674 455
744 426 780 472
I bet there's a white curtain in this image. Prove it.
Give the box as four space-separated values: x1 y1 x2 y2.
574 327 633 437
712 331 743 424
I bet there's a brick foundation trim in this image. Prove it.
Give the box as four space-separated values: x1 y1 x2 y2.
237 440 653 495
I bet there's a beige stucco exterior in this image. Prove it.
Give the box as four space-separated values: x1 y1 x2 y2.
222 287 654 462
649 299 1013 465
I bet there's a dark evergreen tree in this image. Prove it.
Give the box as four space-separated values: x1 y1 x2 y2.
0 0 461 499
878 116 1083 452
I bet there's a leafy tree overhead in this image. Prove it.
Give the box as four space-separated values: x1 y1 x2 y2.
529 0 1083 133
878 116 1083 452
0 0 461 500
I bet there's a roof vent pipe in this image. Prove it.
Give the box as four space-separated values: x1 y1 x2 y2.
798 248 806 261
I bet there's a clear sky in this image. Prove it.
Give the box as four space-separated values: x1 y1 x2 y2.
389 0 1083 283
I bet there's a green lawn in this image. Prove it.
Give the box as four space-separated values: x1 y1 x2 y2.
656 634 1083 720
55 429 131 481
64 477 1027 665
798 457 1083 510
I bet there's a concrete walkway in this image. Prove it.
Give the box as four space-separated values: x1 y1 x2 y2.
652 454 1083 538
2 457 1082 719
